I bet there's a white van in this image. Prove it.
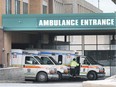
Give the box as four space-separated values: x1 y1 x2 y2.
10 49 59 82
24 50 71 80
38 49 105 80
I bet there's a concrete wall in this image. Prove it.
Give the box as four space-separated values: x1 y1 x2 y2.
0 67 25 82
53 0 65 14
64 0 103 13
50 0 102 14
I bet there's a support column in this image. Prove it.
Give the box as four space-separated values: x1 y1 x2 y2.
4 32 12 67
82 35 84 55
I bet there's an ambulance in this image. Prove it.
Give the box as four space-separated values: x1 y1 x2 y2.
38 49 105 80
10 49 59 82
23 50 71 80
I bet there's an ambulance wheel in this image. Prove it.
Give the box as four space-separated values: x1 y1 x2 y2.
57 72 62 80
36 72 48 82
87 71 97 80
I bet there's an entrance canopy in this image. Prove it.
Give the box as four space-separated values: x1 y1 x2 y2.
2 13 116 35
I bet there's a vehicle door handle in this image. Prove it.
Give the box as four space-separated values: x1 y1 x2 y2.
23 65 25 67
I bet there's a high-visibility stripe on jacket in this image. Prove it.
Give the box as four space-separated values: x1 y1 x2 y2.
70 61 79 67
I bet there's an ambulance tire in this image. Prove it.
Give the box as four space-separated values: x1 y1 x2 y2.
36 72 48 82
57 72 62 80
87 71 97 80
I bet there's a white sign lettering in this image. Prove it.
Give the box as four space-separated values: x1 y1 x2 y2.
81 19 114 26
38 19 114 27
39 20 79 26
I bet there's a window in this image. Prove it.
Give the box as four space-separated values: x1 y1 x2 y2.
56 36 65 41
41 57 54 65
111 45 116 50
84 35 96 44
43 0 48 14
85 45 96 50
25 56 38 65
98 35 110 44
70 36 82 44
6 0 12 14
58 55 62 64
98 45 110 50
23 2 28 14
15 0 20 14
70 45 82 51
43 5 47 14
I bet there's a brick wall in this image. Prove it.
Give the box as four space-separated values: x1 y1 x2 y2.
29 0 42 14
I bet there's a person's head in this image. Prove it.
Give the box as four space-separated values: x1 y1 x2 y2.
73 58 76 61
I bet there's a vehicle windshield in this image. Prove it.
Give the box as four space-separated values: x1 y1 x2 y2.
86 56 103 65
40 56 54 65
49 57 60 65
34 56 44 64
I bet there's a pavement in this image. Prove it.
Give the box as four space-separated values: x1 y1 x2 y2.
83 75 116 87
0 78 84 87
0 82 83 87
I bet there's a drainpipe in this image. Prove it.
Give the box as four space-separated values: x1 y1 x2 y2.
2 48 5 68
0 26 5 68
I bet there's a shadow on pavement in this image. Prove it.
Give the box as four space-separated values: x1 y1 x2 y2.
31 77 87 83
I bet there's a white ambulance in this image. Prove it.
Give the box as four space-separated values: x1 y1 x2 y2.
38 49 105 80
10 49 59 82
23 50 71 80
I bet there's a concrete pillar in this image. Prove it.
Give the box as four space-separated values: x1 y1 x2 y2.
41 34 49 44
4 32 12 67
82 35 84 55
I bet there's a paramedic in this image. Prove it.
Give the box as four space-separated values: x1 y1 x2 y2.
70 58 79 77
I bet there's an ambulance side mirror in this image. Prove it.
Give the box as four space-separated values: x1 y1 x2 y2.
58 61 62 65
